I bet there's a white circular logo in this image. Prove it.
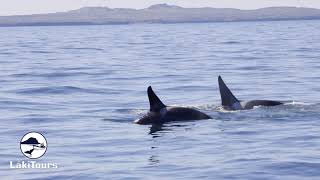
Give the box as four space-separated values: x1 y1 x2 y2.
20 132 47 159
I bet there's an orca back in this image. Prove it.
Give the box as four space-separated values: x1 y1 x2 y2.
243 100 283 109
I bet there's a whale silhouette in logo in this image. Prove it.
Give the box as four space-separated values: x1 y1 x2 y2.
134 86 211 125
24 147 35 156
218 76 283 110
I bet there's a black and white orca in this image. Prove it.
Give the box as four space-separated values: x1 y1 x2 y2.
218 76 283 110
134 86 211 125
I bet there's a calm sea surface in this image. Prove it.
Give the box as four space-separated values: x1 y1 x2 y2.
0 20 320 179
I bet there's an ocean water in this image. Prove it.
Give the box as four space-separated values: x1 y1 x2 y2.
0 20 320 179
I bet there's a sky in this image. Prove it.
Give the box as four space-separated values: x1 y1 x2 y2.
0 0 319 16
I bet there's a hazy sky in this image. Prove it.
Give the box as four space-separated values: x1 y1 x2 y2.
1 0 319 15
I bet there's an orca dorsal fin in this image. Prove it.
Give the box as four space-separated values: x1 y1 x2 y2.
218 76 240 107
147 86 166 112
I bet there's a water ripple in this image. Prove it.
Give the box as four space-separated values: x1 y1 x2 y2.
1 21 320 179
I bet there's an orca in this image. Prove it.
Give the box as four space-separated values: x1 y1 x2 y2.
134 86 211 125
218 76 283 110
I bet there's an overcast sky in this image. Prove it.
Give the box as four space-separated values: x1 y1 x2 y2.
1 0 319 15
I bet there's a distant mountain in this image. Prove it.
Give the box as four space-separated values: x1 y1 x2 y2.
21 137 40 145
1 4 320 26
